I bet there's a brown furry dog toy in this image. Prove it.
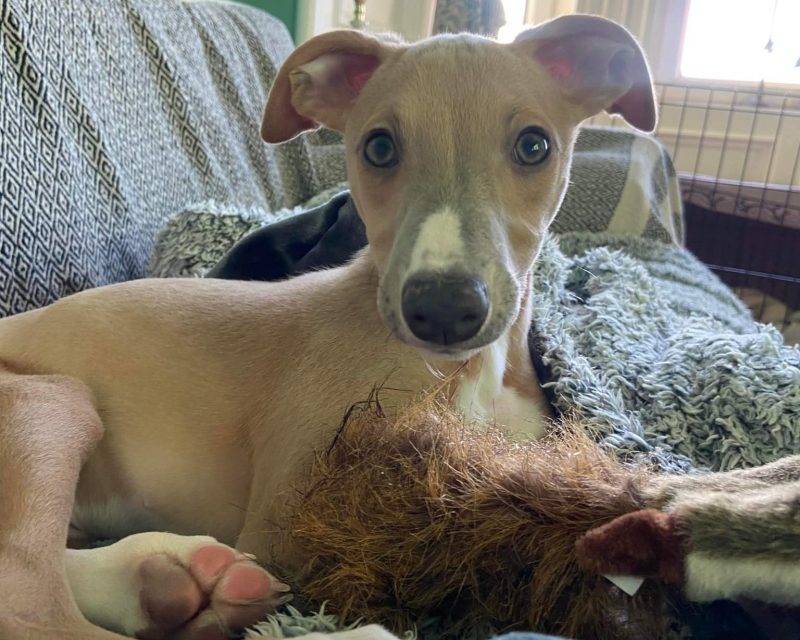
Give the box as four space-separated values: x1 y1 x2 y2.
273 397 800 640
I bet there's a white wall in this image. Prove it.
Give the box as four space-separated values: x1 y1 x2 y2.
296 0 437 42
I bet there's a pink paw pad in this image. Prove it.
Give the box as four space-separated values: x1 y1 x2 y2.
189 545 237 590
218 564 275 603
137 544 290 640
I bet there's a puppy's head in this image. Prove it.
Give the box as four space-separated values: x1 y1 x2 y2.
262 15 655 359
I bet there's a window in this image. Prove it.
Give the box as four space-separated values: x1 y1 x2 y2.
680 0 800 85
497 0 527 43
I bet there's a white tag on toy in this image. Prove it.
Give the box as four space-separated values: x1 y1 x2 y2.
602 574 644 596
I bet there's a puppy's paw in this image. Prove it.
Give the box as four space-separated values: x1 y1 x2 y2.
67 532 290 639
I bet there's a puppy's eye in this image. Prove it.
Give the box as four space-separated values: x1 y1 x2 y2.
512 127 550 166
364 131 398 168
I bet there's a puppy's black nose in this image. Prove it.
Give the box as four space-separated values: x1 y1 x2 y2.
401 273 489 346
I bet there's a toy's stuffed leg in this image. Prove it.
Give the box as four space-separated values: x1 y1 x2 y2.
0 365 124 639
578 456 800 606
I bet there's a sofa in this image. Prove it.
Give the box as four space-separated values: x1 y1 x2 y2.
3 2 799 639
0 0 346 318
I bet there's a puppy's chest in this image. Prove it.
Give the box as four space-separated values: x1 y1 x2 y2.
452 336 546 439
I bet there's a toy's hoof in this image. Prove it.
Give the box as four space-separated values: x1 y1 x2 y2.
576 509 688 585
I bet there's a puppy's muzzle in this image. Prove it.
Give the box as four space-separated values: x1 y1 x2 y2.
401 272 489 346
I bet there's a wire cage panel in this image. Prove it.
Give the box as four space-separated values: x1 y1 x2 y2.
589 82 800 343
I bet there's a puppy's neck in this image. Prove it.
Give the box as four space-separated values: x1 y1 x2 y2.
452 269 549 439
351 250 549 438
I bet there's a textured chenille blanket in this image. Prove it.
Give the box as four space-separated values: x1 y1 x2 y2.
529 231 800 474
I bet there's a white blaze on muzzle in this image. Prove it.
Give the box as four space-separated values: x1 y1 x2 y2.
407 207 467 275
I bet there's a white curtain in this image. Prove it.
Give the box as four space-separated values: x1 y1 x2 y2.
523 0 679 78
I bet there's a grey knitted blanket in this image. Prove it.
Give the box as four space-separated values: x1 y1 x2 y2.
0 0 346 318
529 232 799 474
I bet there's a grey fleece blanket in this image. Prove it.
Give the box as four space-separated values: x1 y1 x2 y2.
529 232 800 474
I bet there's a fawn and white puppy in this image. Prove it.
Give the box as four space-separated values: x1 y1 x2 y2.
0 15 656 640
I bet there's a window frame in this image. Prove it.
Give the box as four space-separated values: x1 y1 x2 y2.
655 0 800 95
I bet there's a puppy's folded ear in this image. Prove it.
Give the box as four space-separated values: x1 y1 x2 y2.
514 14 656 132
261 30 399 143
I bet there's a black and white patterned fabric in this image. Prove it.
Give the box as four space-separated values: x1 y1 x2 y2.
552 127 684 244
0 0 346 317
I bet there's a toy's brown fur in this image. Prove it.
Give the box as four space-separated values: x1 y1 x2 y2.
285 396 679 640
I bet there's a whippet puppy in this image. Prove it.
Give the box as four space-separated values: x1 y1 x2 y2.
0 15 656 640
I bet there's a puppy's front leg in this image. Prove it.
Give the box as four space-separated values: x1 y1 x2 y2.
0 365 119 638
0 366 289 639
